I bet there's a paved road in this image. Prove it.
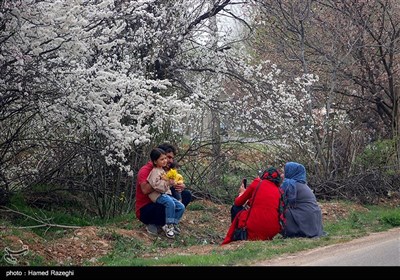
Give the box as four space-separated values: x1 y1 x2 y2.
256 227 400 266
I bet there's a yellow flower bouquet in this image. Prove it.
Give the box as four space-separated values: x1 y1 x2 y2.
166 168 184 184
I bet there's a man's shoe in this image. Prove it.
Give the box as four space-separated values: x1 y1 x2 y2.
146 224 159 236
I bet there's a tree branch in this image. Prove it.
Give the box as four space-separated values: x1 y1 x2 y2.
0 206 81 230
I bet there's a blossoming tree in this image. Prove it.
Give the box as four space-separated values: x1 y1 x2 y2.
0 0 317 215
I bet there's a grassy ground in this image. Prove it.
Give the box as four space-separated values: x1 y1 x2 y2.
1 198 399 266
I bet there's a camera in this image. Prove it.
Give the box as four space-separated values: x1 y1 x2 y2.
242 178 247 188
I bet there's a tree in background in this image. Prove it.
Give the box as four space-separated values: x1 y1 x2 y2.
248 0 399 178
0 0 316 216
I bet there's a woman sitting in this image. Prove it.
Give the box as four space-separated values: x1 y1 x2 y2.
221 167 283 245
281 161 326 238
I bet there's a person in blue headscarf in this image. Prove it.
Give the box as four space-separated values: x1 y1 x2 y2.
280 162 326 238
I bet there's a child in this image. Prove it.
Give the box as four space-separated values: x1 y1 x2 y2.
147 148 185 238
165 160 184 202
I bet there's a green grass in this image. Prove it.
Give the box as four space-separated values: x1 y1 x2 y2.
2 198 399 266
98 203 400 266
186 202 207 211
369 206 400 227
4 192 139 236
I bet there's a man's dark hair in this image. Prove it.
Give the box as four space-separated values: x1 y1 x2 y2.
157 143 176 154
